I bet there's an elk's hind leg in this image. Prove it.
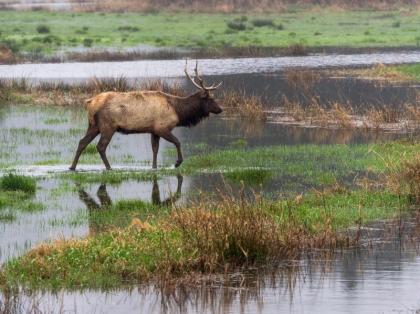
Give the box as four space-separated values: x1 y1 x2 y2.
70 125 99 170
151 134 160 169
96 129 115 170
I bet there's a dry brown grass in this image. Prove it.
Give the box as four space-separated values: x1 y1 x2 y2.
170 197 287 268
138 79 183 96
0 45 15 64
0 78 186 106
284 69 320 92
360 63 411 81
365 106 404 129
396 154 420 204
222 90 267 122
282 97 353 128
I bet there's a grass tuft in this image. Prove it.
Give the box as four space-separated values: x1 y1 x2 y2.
36 25 50 34
222 90 267 121
0 174 36 194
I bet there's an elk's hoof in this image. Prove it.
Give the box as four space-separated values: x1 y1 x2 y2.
69 166 76 171
175 159 183 168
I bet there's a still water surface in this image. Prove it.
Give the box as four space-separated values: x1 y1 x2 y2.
3 52 420 80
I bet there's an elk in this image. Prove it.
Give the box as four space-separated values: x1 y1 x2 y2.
69 61 222 171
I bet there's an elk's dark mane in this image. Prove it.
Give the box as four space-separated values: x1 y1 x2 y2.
167 92 209 127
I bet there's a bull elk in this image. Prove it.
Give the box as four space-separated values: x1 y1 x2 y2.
69 61 222 170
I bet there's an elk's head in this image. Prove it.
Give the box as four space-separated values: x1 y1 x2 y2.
185 60 223 115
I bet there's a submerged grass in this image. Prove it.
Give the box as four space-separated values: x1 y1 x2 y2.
224 168 273 186
0 174 43 216
0 174 36 194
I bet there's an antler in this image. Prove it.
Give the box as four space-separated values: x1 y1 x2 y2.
184 60 222 92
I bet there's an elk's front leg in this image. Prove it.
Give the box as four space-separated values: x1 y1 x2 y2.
159 132 183 168
70 126 99 170
151 134 160 169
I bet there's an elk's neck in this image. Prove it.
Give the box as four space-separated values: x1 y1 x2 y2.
169 94 208 127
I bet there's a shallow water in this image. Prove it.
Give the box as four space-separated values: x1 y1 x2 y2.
3 52 420 80
2 216 420 313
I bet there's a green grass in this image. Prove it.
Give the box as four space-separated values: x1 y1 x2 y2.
224 168 273 185
88 198 164 232
83 144 97 155
2 9 420 56
0 173 36 194
393 63 420 81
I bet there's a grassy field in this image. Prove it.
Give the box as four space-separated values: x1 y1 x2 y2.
2 9 420 59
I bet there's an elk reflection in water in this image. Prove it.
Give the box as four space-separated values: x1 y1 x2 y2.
77 175 183 234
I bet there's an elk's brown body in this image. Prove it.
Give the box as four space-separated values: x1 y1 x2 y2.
69 62 222 170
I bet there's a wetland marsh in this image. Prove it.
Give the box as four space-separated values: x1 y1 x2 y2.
1 65 420 313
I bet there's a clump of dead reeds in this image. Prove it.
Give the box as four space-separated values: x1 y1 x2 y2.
281 97 353 128
285 44 307 56
87 76 130 93
284 69 320 92
170 196 286 268
0 45 16 64
138 79 183 96
365 106 403 127
396 154 420 204
222 90 267 121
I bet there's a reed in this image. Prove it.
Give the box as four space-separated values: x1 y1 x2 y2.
222 90 267 121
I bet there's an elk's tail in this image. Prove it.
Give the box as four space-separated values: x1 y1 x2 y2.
85 97 97 126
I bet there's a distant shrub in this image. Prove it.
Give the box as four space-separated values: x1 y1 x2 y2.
1 174 36 194
117 26 140 32
276 24 284 30
251 18 275 28
36 25 50 34
83 38 94 47
226 20 247 31
42 35 61 44
392 21 401 28
314 31 322 36
75 28 88 35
